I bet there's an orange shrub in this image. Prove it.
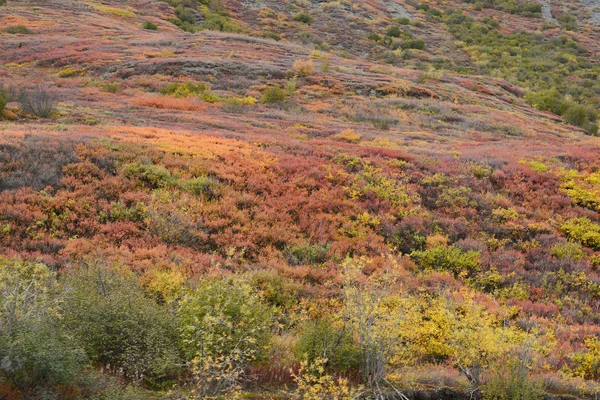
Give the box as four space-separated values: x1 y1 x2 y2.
293 59 315 77
332 129 361 143
134 95 208 111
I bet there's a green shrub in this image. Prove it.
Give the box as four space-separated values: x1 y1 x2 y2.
482 362 544 400
585 106 597 122
5 25 31 34
203 10 243 32
284 242 330 265
367 32 382 41
142 21 158 30
0 93 6 115
416 2 430 11
558 14 578 31
563 104 588 127
583 121 599 135
293 12 313 24
0 0 6 6
525 88 568 115
385 25 401 37
1 320 87 394
0 258 57 336
550 241 585 261
295 319 360 370
395 17 412 25
200 91 222 103
0 258 87 395
177 277 274 362
561 217 600 250
102 81 121 93
160 82 207 97
123 162 177 189
260 85 286 104
175 5 196 24
400 38 425 50
411 244 481 274
245 269 300 310
182 176 221 200
62 266 180 384
263 31 281 41
57 66 86 78
427 8 443 17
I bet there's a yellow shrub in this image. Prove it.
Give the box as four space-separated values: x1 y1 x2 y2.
571 336 600 380
90 4 136 18
294 59 315 77
57 67 86 78
143 269 185 304
291 358 362 399
333 129 361 143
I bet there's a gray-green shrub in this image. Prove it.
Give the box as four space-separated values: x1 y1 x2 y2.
61 265 180 384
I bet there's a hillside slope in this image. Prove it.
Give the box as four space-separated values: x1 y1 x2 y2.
2 0 600 399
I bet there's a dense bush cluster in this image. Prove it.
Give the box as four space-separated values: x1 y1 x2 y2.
0 256 562 398
464 0 542 17
443 10 600 133
162 0 242 33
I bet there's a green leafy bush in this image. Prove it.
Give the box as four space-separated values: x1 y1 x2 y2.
525 88 569 115
583 121 599 135
483 362 544 400
1 321 87 394
102 81 121 93
160 82 207 97
203 10 243 32
177 277 274 362
263 31 281 41
4 25 31 34
411 244 481 274
295 319 360 370
550 241 585 261
571 336 600 380
385 26 401 37
260 85 286 104
464 0 541 17
0 93 6 115
245 269 300 310
284 242 330 265
123 162 177 189
62 266 180 384
182 176 221 200
142 21 158 30
563 104 588 127
395 17 412 25
558 14 578 31
293 12 313 24
400 38 425 50
175 5 196 24
0 258 87 395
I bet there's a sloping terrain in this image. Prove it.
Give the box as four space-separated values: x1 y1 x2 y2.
2 0 600 399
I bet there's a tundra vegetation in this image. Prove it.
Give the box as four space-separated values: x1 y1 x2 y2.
1 0 600 398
